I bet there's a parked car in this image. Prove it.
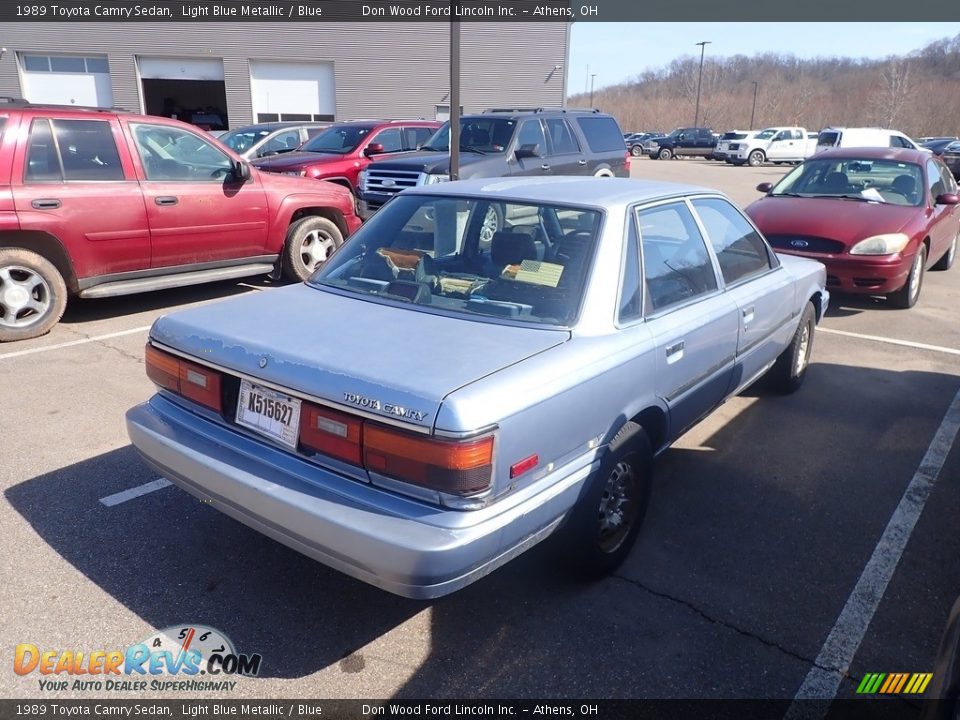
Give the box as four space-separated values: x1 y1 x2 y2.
126 176 828 599
747 147 959 309
943 141 960 181
714 130 757 162
218 121 329 161
357 108 630 219
253 120 441 201
626 131 662 157
647 127 716 159
0 102 360 342
815 127 923 153
922 137 960 156
730 126 819 167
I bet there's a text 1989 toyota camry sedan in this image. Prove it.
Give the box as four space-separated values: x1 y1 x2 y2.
126 177 828 599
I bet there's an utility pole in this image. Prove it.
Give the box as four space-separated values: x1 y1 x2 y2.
590 74 597 107
694 41 711 127
750 81 758 129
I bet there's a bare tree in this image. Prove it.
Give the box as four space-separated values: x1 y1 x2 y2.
871 59 914 128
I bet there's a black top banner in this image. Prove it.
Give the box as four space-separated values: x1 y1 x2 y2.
4 0 960 22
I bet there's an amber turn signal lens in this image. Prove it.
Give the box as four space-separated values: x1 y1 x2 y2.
144 344 222 412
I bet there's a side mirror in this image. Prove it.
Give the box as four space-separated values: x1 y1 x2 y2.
233 161 251 181
364 142 385 157
515 143 540 159
756 182 773 193
936 192 960 206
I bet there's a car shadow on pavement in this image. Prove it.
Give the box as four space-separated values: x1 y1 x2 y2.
824 293 896 317
6 363 960 694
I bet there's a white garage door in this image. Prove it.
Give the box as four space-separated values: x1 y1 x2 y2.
249 60 335 123
19 54 113 107
137 56 225 81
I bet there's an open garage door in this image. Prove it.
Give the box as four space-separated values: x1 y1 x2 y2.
19 54 113 108
138 56 228 131
249 60 335 124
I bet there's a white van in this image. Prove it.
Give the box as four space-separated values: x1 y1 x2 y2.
816 127 924 153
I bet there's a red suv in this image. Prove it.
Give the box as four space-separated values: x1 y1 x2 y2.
252 120 441 199
0 102 361 342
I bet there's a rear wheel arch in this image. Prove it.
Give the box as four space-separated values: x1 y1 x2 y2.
0 231 78 293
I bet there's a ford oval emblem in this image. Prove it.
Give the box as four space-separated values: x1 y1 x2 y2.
259 356 268 368
790 240 810 248
382 178 396 187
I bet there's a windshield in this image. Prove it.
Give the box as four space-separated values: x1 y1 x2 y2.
421 118 516 153
300 125 372 154
220 129 271 153
310 194 602 327
770 158 924 206
754 129 778 140
722 132 747 140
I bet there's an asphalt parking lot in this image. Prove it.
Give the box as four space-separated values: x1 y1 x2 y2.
1 158 958 704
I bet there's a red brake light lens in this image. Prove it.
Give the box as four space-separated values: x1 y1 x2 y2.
363 425 494 495
299 403 363 465
144 344 222 412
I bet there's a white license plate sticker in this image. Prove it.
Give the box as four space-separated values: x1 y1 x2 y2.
236 380 301 449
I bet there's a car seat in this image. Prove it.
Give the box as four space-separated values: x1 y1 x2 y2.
822 171 849 193
891 174 918 204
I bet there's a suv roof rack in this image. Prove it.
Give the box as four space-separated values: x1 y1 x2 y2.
0 98 135 113
481 106 601 114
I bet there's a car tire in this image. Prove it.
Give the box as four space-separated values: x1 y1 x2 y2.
658 148 673 160
559 421 652 578
0 247 68 343
931 231 957 271
887 244 927 309
767 301 816 394
282 216 344 281
630 145 642 157
732 160 745 167
748 150 765 167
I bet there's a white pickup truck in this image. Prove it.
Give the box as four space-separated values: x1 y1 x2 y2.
729 127 819 167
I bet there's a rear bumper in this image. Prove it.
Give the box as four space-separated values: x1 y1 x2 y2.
125 395 593 599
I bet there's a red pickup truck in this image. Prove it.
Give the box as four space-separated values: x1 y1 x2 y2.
0 102 361 342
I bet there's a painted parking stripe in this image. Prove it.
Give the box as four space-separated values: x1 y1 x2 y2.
785 385 960 715
819 327 960 357
99 478 172 507
0 326 152 361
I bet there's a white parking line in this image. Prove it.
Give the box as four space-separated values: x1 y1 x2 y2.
819 327 960 357
0 326 152 361
99 478 172 507
785 385 960 715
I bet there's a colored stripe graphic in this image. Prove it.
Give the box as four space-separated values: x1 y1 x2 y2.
856 672 933 694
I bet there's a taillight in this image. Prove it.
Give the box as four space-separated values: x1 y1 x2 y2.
624 150 632 173
363 425 494 495
144 344 222 412
299 403 363 465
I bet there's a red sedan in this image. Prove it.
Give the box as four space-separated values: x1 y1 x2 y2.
746 147 959 308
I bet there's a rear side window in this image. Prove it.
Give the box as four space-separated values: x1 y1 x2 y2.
544 118 580 155
575 116 626 153
692 197 774 285
618 213 642 322
26 118 124 182
637 202 718 313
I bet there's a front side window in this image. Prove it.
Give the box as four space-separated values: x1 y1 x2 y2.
637 202 718 314
220 129 272 153
421 118 516 154
692 197 773 285
927 159 946 200
312 194 601 327
371 127 403 153
516 120 547 154
259 129 302 156
132 124 233 181
25 118 123 182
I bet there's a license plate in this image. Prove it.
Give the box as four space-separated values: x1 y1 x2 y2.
236 380 301 449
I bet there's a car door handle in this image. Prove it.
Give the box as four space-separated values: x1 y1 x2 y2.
665 341 685 363
155 196 178 206
540 164 551 171
31 199 61 210
743 306 755 324
578 159 587 165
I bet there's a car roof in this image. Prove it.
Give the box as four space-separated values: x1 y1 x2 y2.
811 147 929 163
402 176 718 208
224 122 327 133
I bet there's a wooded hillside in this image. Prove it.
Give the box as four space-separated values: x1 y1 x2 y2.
570 33 960 137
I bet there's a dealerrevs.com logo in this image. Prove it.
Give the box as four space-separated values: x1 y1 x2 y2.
14 625 262 692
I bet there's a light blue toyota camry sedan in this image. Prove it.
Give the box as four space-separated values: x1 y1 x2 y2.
126 177 828 599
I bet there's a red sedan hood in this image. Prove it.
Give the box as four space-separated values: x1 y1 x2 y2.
746 196 915 246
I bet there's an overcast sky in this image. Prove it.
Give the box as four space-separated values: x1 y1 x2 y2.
569 22 960 93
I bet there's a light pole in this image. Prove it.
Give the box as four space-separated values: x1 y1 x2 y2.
590 74 597 107
750 81 758 129
693 41 711 127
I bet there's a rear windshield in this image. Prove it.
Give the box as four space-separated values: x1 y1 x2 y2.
818 132 841 146
575 116 626 152
311 194 602 327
